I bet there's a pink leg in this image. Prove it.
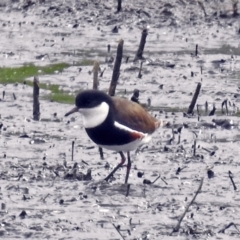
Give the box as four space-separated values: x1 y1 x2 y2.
104 152 126 182
124 152 131 184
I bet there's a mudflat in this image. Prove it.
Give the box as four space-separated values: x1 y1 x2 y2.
0 0 240 239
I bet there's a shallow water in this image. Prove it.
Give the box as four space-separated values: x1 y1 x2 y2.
0 0 240 239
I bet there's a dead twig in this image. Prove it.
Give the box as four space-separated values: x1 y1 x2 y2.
197 0 207 17
229 171 237 191
112 223 125 240
218 222 240 234
170 177 204 235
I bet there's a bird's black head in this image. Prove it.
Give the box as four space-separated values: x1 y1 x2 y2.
75 90 112 109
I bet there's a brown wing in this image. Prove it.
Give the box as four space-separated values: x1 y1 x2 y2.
112 97 158 134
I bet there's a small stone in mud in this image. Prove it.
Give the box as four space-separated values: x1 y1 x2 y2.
19 210 27 219
22 194 31 201
72 23 79 28
23 188 29 194
104 162 110 169
163 146 169 152
1 203 6 210
176 167 181 175
143 179 151 184
210 151 215 156
112 26 118 33
207 169 214 178
19 134 30 138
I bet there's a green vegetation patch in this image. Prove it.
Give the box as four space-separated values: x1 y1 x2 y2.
0 63 69 84
0 61 93 104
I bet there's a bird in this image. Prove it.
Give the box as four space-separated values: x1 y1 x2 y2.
65 90 166 184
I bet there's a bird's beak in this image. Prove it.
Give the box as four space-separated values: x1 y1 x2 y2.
65 107 79 117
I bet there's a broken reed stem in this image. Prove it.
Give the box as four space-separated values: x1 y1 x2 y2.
72 140 75 161
193 140 197 156
92 61 104 159
99 146 104 160
126 184 131 197
108 39 124 96
117 0 122 12
33 76 40 121
138 61 143 78
12 93 16 100
195 44 198 56
170 177 204 235
205 101 208 114
92 61 99 90
225 100 229 115
135 29 148 61
187 82 201 114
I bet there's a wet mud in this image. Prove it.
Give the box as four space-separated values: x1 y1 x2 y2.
1 0 240 239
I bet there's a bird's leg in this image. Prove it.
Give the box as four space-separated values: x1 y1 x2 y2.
104 152 126 182
124 152 131 184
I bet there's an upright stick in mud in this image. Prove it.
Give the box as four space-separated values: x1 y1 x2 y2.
108 39 124 96
117 0 122 13
187 82 201 114
135 29 148 61
33 76 40 121
92 61 99 90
